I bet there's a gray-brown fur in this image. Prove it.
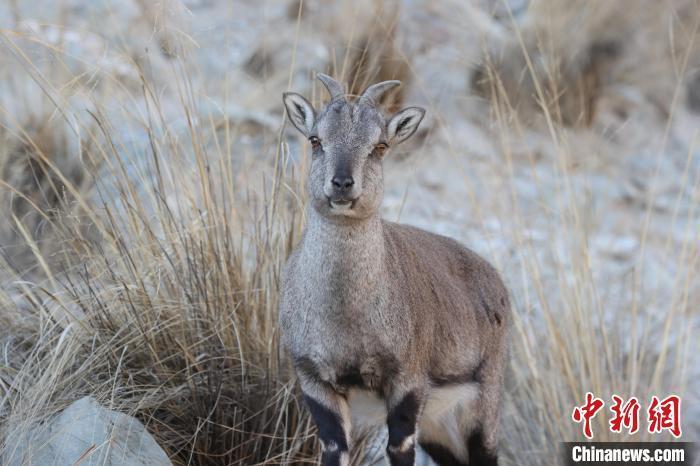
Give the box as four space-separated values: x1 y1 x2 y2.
281 74 510 466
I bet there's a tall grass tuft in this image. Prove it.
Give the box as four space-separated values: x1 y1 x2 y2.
0 53 314 464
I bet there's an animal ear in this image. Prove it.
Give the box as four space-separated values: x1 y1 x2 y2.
283 92 316 136
387 107 425 145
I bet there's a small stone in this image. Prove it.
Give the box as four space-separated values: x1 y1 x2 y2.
3 396 172 466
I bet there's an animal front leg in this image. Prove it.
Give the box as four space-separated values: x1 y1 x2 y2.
302 382 352 466
386 387 424 466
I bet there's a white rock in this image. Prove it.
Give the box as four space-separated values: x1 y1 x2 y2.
3 396 172 466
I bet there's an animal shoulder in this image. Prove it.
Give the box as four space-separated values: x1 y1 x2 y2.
381 220 497 279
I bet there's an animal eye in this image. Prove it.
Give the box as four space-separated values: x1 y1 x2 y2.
309 136 321 149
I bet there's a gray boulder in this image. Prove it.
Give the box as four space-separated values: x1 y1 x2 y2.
3 396 172 466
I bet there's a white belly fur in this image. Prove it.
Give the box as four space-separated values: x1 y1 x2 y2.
419 383 480 461
348 382 480 461
347 389 387 431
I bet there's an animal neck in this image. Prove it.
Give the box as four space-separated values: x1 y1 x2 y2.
302 207 386 279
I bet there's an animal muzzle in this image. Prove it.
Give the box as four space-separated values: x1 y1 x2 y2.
331 174 354 190
326 165 359 196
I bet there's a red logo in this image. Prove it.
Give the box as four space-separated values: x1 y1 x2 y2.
572 392 605 439
572 393 682 439
647 395 682 438
609 395 640 434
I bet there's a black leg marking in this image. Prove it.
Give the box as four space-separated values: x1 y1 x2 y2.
303 394 348 466
467 430 498 466
419 441 468 466
386 392 420 466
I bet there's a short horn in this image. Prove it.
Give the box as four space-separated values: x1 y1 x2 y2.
317 73 345 101
359 80 401 106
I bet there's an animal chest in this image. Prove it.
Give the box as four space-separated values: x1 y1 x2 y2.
285 274 406 395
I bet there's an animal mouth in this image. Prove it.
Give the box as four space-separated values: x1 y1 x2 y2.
329 198 355 211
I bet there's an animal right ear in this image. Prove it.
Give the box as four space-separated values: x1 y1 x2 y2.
283 92 316 137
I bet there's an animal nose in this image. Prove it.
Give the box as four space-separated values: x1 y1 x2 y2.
331 175 354 190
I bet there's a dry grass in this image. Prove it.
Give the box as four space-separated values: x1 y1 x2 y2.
491 78 697 463
472 0 699 127
338 1 411 112
0 1 698 465
0 42 313 464
469 4 699 462
0 114 98 275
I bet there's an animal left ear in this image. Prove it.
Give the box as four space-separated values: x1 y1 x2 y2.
387 107 425 145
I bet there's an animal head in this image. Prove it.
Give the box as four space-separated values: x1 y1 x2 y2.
283 74 425 221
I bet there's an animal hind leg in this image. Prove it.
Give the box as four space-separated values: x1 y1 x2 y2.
419 441 469 466
466 354 504 465
418 383 480 465
466 429 498 466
